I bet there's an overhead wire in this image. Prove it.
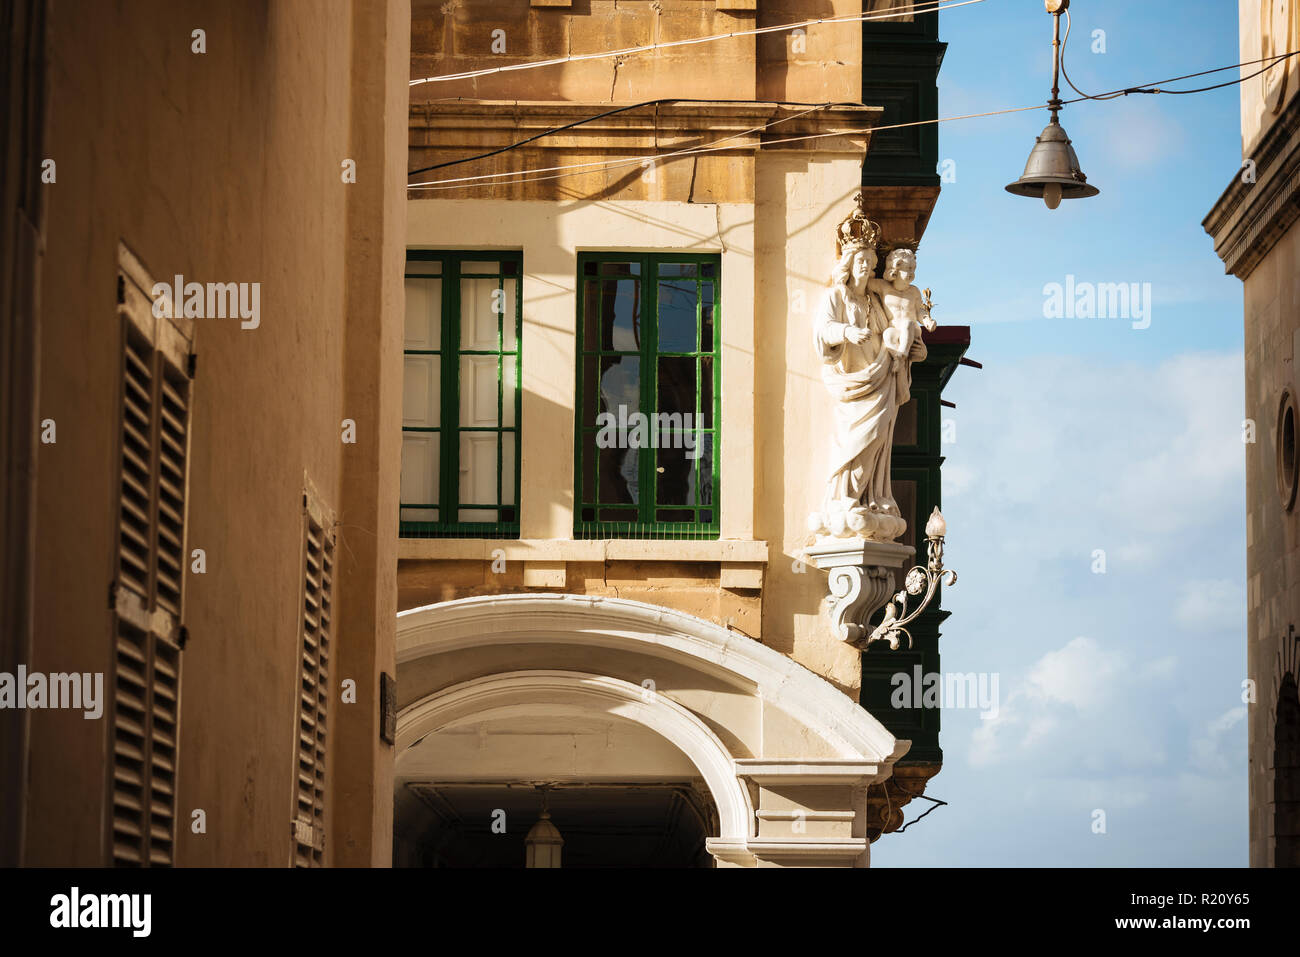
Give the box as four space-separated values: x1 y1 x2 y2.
408 98 866 177
410 104 836 190
894 793 948 834
408 0 993 178
409 0 985 88
407 102 1051 192
406 12 1300 193
1061 8 1298 99
1060 8 1125 100
1131 51 1299 95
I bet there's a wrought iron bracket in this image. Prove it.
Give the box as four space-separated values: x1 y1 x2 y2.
804 509 957 650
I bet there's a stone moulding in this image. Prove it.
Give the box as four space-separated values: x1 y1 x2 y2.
1203 88 1300 279
395 593 914 865
396 592 904 762
408 100 883 157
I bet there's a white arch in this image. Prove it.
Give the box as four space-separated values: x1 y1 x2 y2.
395 594 909 867
397 670 755 843
396 593 906 763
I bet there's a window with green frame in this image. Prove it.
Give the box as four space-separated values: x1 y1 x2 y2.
575 253 720 539
401 251 522 538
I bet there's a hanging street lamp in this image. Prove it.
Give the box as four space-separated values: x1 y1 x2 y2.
1005 0 1100 209
524 787 563 868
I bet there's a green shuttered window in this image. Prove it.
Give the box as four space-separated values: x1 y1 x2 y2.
401 251 522 538
575 253 720 540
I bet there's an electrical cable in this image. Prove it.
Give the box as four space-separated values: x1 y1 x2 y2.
406 38 1300 192
409 0 984 87
1142 52 1298 95
408 103 834 190
409 98 865 177
405 102 1056 192
1060 9 1125 100
894 793 948 834
411 99 669 177
1062 8 1298 99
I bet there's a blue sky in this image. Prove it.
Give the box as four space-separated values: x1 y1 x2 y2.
870 0 1249 866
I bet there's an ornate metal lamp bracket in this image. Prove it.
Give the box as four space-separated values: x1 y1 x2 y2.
867 508 957 650
804 508 957 650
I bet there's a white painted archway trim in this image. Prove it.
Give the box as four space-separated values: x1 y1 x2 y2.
396 593 907 764
396 670 755 843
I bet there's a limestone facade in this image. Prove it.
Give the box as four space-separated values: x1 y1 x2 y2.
1204 0 1300 867
2 0 410 867
0 0 961 869
397 0 956 866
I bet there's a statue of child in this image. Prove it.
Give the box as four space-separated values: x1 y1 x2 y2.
871 248 935 366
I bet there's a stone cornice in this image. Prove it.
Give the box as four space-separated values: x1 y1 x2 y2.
409 99 883 158
860 184 943 247
866 762 941 842
1203 91 1300 280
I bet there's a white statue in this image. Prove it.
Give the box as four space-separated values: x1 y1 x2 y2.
808 195 929 542
874 248 936 369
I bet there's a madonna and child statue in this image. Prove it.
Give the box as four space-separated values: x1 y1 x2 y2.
807 193 935 543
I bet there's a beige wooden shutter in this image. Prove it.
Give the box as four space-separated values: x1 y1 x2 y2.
292 481 335 867
109 245 192 867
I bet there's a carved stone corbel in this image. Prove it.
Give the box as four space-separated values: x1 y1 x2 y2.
803 539 914 646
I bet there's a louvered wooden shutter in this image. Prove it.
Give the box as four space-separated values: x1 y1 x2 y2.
292 483 334 867
109 245 192 867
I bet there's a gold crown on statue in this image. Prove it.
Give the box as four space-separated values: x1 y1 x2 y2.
835 192 882 257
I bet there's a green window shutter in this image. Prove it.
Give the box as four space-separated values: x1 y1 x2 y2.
400 251 522 539
574 253 721 540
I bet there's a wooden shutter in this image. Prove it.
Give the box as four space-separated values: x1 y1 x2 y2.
109 245 192 867
292 482 335 867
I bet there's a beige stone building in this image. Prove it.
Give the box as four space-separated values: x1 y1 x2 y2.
1204 0 1300 868
395 0 965 867
2 0 410 867
1 0 964 869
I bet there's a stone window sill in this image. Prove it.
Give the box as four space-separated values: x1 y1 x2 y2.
397 537 769 589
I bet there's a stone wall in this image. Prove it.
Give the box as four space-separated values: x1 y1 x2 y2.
24 0 408 866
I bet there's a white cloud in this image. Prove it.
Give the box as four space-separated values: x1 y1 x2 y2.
1174 579 1247 633
940 462 976 496
888 349 1248 865
1140 655 1179 681
970 636 1173 772
1113 541 1157 566
1026 636 1122 708
1188 706 1246 775
943 350 1244 562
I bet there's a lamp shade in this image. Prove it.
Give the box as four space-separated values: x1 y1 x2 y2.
1005 116 1100 207
524 809 563 868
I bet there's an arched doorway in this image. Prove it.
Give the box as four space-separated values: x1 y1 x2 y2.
392 594 909 868
394 673 730 867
